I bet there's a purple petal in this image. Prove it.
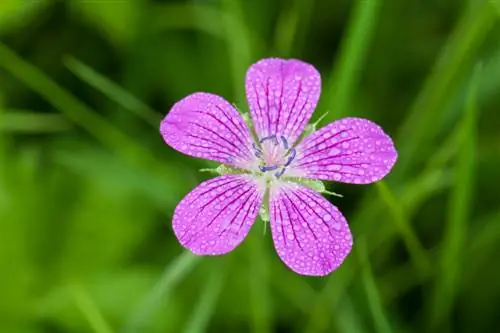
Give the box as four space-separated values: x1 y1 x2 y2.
269 181 352 276
245 58 321 147
287 117 398 184
161 93 257 169
173 175 264 255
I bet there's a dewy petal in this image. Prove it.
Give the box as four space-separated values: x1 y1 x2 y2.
161 92 257 169
245 58 321 147
287 117 398 184
269 181 352 276
173 174 265 255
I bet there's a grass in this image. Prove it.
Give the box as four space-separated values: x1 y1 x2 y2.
1 0 499 332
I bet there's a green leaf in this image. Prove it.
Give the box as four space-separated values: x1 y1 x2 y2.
123 252 201 333
428 63 480 330
375 181 430 275
322 0 382 122
183 268 225 333
0 0 47 31
0 111 71 133
358 241 393 333
70 0 141 44
69 285 114 333
395 3 495 177
64 57 160 128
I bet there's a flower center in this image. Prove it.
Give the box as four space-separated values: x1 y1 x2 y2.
253 135 296 178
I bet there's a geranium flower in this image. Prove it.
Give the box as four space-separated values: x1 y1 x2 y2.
160 58 397 276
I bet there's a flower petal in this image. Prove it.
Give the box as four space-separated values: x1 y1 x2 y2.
161 93 257 169
269 181 352 276
173 175 265 255
287 117 397 184
245 58 321 146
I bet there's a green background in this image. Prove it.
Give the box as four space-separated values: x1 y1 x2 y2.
1 0 500 332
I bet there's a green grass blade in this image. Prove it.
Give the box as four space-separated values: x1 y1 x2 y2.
492 0 500 15
428 64 480 330
0 43 148 163
183 267 225 333
64 57 160 127
358 241 393 333
323 0 381 121
220 0 255 103
303 267 352 333
148 3 225 38
375 181 430 275
273 0 315 57
247 230 272 333
122 252 201 333
0 110 72 132
70 285 114 333
0 42 187 197
395 3 495 177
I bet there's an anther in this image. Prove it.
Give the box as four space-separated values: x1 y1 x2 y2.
260 135 278 146
280 136 288 150
284 148 296 167
275 168 286 178
259 165 279 172
252 142 263 157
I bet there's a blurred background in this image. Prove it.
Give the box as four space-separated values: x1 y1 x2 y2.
1 0 500 332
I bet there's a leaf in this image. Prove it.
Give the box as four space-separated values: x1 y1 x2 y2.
428 64 480 330
69 0 141 44
0 111 71 133
322 0 382 122
122 252 201 333
183 268 225 333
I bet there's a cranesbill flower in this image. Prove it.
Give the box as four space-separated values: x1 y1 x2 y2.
160 58 397 276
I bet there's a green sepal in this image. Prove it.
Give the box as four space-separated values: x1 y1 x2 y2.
303 110 330 137
259 203 269 222
199 164 250 176
290 178 343 197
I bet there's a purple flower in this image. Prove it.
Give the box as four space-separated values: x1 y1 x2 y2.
160 58 397 276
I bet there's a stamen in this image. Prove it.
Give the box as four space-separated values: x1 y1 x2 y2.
252 142 263 157
284 148 296 167
260 135 278 145
280 136 288 149
275 168 286 178
259 165 279 172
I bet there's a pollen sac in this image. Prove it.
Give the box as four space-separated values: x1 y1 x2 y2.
252 134 297 179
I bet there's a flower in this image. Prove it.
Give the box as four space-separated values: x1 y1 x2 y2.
160 58 397 276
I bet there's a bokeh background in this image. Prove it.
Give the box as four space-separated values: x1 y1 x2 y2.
1 0 500 332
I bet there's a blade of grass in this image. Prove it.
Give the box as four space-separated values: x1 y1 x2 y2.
322 0 381 121
375 181 430 275
395 2 495 177
381 209 500 306
64 57 160 127
428 64 480 330
333 296 368 333
247 229 272 333
273 0 315 57
220 0 255 104
303 265 352 333
0 44 147 163
305 166 452 333
183 267 225 333
122 252 201 333
358 241 393 333
69 285 114 333
149 3 225 39
491 0 500 14
0 42 187 198
0 110 72 132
